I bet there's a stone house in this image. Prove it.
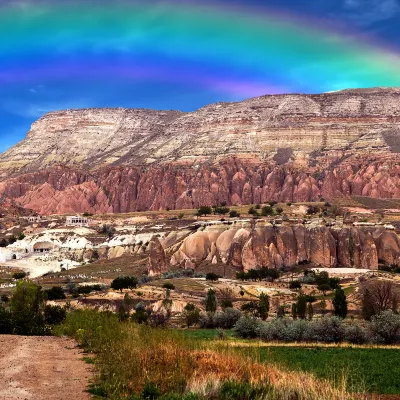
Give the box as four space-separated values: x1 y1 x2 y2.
66 216 89 227
33 241 55 254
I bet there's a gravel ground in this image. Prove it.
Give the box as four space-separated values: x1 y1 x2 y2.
0 335 92 400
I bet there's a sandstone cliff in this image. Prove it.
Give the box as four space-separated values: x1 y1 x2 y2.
0 88 399 213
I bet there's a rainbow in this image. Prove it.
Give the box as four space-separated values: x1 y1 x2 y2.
1 0 400 101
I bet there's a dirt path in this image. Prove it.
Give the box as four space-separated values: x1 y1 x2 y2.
0 335 92 400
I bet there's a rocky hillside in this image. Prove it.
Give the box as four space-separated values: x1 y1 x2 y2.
0 88 399 214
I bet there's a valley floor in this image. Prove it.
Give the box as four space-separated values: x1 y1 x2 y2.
0 335 92 400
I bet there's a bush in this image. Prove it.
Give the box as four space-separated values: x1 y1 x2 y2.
0 305 13 334
44 305 67 325
197 206 212 216
344 323 370 344
182 304 201 327
205 272 219 282
370 310 400 344
162 282 175 290
111 276 138 292
214 308 242 329
310 316 345 343
261 206 274 216
213 206 230 215
45 286 66 300
257 319 288 341
233 316 262 339
283 319 311 342
289 281 302 290
198 312 215 329
229 210 240 218
12 271 27 280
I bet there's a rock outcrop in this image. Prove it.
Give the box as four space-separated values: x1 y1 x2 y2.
165 222 400 271
0 88 399 213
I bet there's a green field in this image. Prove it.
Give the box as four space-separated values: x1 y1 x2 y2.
257 346 400 395
183 330 400 395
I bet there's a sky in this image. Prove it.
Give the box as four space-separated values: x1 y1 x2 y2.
1 0 400 152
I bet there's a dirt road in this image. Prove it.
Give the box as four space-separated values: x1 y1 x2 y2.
0 335 92 400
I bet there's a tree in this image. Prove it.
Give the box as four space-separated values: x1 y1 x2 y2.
206 272 219 282
360 280 400 320
10 280 45 335
205 289 217 313
197 206 212 216
289 281 302 290
45 286 66 300
320 299 327 315
258 293 270 320
307 303 314 320
318 283 331 296
18 232 25 241
12 271 27 280
111 276 138 293
44 305 66 325
261 206 274 216
333 287 348 319
182 303 200 327
291 303 297 319
0 238 7 247
277 305 285 318
162 282 175 290
219 288 233 309
296 294 307 319
229 210 240 218
248 207 259 216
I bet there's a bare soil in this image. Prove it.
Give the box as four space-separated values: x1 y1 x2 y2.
0 335 92 400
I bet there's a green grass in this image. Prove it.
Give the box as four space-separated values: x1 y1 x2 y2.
256 346 400 395
182 329 235 340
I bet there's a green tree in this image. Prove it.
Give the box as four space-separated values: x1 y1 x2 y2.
205 289 217 313
296 294 307 319
333 287 348 319
10 280 45 335
261 206 274 216
220 288 233 310
320 299 327 315
318 283 331 296
291 303 297 319
206 272 219 282
111 276 138 293
307 303 314 320
182 303 200 327
229 210 240 218
197 206 212 216
258 293 270 320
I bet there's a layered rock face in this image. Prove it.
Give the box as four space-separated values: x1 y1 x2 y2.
163 222 400 272
0 88 399 213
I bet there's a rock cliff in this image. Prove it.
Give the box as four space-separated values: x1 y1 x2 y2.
0 88 399 213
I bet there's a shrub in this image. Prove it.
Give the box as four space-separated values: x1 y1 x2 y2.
18 232 25 240
162 282 175 290
45 286 66 300
289 281 302 290
248 207 258 216
99 224 116 238
0 305 13 334
198 312 215 329
213 206 230 215
257 318 288 341
214 308 242 329
344 323 369 344
332 287 348 319
205 272 219 282
197 206 212 216
283 319 311 342
229 210 240 218
205 289 217 313
111 276 138 292
370 310 400 344
12 271 27 280
261 206 274 216
44 305 67 325
1 294 9 303
233 316 262 339
182 303 201 327
310 316 345 343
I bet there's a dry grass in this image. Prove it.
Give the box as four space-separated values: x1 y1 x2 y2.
57 310 358 399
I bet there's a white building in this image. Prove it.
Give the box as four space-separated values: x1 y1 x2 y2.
66 216 89 227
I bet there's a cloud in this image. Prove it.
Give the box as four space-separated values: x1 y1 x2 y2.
342 0 400 25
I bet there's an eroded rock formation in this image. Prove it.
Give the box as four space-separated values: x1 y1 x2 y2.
0 88 399 214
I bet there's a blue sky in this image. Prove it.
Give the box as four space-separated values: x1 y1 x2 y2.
0 0 400 153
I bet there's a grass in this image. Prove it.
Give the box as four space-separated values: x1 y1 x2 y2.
56 310 353 399
150 278 206 293
257 346 400 395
